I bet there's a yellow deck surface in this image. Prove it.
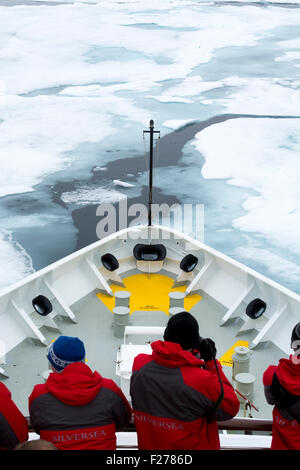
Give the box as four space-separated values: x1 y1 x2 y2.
96 273 201 315
219 340 249 367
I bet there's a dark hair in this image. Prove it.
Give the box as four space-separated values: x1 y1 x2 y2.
15 439 58 450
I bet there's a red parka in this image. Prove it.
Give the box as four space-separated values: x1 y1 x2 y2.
264 355 300 450
29 362 132 450
0 382 28 449
130 340 240 450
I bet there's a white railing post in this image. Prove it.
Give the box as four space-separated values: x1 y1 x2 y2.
220 281 255 326
85 256 113 296
44 280 77 323
11 299 47 346
185 256 214 294
250 302 289 349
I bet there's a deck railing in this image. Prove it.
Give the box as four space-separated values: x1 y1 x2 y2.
218 417 272 432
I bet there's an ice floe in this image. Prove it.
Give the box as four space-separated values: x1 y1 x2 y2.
211 78 300 115
113 180 135 188
233 241 300 284
193 118 300 256
0 94 113 197
61 186 127 205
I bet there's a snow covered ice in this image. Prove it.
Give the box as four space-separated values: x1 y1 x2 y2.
0 0 300 292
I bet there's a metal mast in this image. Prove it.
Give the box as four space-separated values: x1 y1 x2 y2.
143 120 160 226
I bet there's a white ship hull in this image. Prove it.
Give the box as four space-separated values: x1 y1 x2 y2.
0 224 298 359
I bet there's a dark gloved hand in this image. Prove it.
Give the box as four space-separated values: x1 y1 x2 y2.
196 337 217 362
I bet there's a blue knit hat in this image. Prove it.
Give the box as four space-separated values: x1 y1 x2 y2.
47 336 86 372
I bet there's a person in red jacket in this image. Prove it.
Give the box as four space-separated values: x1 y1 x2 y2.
29 336 132 450
263 322 300 450
0 382 28 450
130 311 240 450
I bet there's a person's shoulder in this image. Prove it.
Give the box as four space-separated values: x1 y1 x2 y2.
0 381 11 398
132 353 153 372
0 382 13 411
263 364 278 385
102 377 119 390
29 383 48 404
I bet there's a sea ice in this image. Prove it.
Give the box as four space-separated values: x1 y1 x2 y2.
193 118 300 257
233 241 300 285
113 180 135 188
0 94 114 197
213 78 300 115
61 186 127 205
0 230 34 292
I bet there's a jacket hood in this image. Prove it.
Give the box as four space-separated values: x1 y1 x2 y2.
276 356 300 395
151 340 205 368
46 362 103 406
0 382 11 399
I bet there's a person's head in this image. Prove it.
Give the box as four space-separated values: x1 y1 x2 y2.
164 311 200 350
15 439 58 450
47 336 86 372
291 322 300 353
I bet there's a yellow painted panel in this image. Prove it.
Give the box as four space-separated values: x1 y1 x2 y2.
96 273 201 315
96 284 127 312
219 340 249 367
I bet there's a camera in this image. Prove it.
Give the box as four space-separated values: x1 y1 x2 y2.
196 336 217 362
